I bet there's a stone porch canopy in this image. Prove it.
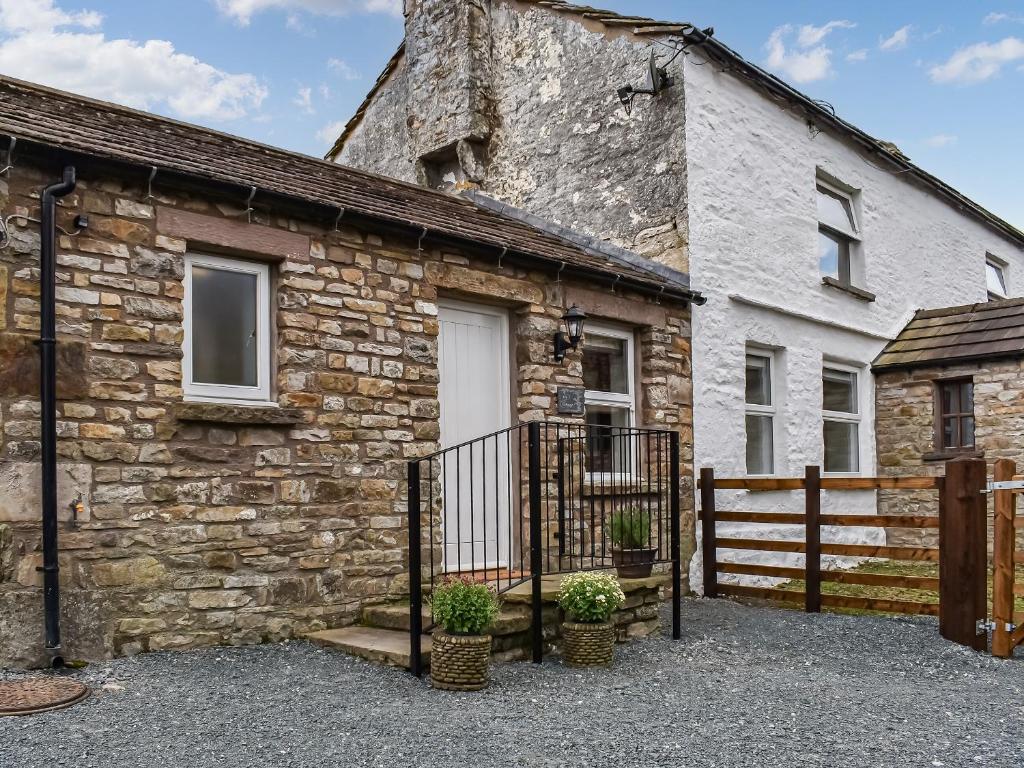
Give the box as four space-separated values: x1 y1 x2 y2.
0 75 702 306
873 298 1024 372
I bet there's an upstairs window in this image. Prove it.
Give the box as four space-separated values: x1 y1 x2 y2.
583 325 635 476
822 365 860 474
745 352 775 475
183 253 271 404
986 256 1008 300
817 181 860 287
936 379 975 452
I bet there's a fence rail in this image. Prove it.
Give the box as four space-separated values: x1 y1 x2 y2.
698 459 989 650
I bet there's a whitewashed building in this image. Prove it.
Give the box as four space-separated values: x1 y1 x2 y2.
329 0 1024 589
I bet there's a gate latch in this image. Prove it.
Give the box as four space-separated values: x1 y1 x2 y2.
977 619 997 635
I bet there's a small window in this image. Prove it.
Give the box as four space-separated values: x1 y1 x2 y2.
822 365 859 473
816 181 860 286
183 253 271 404
986 256 1008 300
936 379 975 451
745 352 775 475
583 325 635 475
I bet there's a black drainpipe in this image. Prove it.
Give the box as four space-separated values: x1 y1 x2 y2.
39 166 76 666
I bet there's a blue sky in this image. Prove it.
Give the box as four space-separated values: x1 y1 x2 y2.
0 0 1021 227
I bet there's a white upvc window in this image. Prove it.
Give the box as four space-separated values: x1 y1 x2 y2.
745 351 775 476
822 364 860 474
816 178 861 287
183 252 272 404
986 255 1008 300
583 323 636 478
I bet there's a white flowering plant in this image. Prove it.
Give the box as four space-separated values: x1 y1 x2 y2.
557 572 626 624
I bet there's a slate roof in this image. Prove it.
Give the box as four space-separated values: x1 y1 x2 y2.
330 0 1023 247
873 298 1024 371
0 75 698 302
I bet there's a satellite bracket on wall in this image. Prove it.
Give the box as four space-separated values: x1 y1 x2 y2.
617 51 673 116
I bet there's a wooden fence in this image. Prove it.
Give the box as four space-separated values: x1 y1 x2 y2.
992 458 1024 658
698 458 989 651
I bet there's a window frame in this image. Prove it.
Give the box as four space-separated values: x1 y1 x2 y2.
933 378 975 453
582 322 637 481
821 362 861 476
744 350 776 477
986 255 1008 301
816 178 861 288
183 252 273 405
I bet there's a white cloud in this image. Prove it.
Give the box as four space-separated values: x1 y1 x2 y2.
846 48 868 62
764 25 834 83
924 133 957 148
294 85 314 113
984 12 1024 25
797 20 856 48
929 37 1024 83
880 25 912 51
216 0 402 26
316 120 345 146
327 57 360 81
0 0 266 121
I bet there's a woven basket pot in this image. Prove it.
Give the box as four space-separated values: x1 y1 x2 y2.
430 632 492 691
561 621 615 667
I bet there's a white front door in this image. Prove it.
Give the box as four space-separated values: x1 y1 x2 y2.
438 300 511 571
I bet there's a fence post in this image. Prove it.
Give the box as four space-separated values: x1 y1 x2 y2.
407 460 423 677
528 422 544 664
699 467 717 599
939 457 988 652
992 458 1016 659
804 465 822 614
670 431 681 640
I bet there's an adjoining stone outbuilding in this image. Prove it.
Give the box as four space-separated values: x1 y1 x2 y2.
0 76 701 667
874 298 1024 544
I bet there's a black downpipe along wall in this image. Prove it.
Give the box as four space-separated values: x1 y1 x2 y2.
39 166 76 659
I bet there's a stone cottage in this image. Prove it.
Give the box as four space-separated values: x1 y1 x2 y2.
874 298 1024 545
329 0 1024 587
0 74 700 666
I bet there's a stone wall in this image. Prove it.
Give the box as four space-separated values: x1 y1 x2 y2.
0 154 694 666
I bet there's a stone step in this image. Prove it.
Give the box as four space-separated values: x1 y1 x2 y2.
362 601 534 636
305 626 431 670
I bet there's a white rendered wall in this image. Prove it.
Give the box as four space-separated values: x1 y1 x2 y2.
683 54 1024 591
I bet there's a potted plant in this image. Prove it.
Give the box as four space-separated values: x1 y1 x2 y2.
608 506 658 578
557 572 625 667
428 576 500 691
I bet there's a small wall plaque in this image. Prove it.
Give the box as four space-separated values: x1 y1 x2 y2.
557 386 586 415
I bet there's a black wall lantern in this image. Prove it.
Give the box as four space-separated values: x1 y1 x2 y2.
554 304 586 362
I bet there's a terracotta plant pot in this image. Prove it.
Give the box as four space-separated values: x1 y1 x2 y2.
611 546 658 579
430 631 492 691
561 621 615 667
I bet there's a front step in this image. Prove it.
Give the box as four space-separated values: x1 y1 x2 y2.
306 626 431 670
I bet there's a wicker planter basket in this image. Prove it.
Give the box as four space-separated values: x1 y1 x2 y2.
561 621 615 667
430 632 492 691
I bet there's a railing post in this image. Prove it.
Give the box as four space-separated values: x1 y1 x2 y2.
939 457 988 652
804 465 822 613
992 458 1016 659
528 422 544 664
407 460 423 677
699 468 717 599
556 436 566 562
670 431 681 640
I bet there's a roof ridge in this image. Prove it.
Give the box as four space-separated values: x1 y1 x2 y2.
913 296 1024 321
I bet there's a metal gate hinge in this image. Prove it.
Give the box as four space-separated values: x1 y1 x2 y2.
984 480 1024 494
977 619 996 635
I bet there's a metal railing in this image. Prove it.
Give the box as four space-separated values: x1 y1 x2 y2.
407 421 681 676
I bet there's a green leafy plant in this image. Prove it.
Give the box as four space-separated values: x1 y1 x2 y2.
557 572 625 624
430 577 500 635
608 506 653 549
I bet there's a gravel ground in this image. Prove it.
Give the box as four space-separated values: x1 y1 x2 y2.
2 598 1023 768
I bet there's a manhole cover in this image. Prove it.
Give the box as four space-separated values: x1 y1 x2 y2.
0 678 90 716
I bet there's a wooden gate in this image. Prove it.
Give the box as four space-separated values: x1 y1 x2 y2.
991 458 1024 658
699 457 989 651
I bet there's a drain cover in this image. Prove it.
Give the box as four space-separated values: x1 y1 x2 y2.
0 678 90 716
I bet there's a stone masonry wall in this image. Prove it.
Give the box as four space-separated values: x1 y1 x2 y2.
0 155 694 666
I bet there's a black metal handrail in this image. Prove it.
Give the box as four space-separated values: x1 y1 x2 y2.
407 421 682 676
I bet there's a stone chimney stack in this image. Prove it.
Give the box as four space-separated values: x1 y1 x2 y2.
403 0 493 189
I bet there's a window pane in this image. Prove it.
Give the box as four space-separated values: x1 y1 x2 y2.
818 230 840 279
745 355 771 406
586 407 631 474
986 261 1007 297
942 417 958 449
823 368 857 413
746 414 774 475
823 420 858 473
583 335 629 394
960 381 974 413
940 383 955 416
961 416 975 448
817 185 856 235
191 265 258 387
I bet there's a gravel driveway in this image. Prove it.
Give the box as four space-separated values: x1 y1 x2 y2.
2 598 1022 768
